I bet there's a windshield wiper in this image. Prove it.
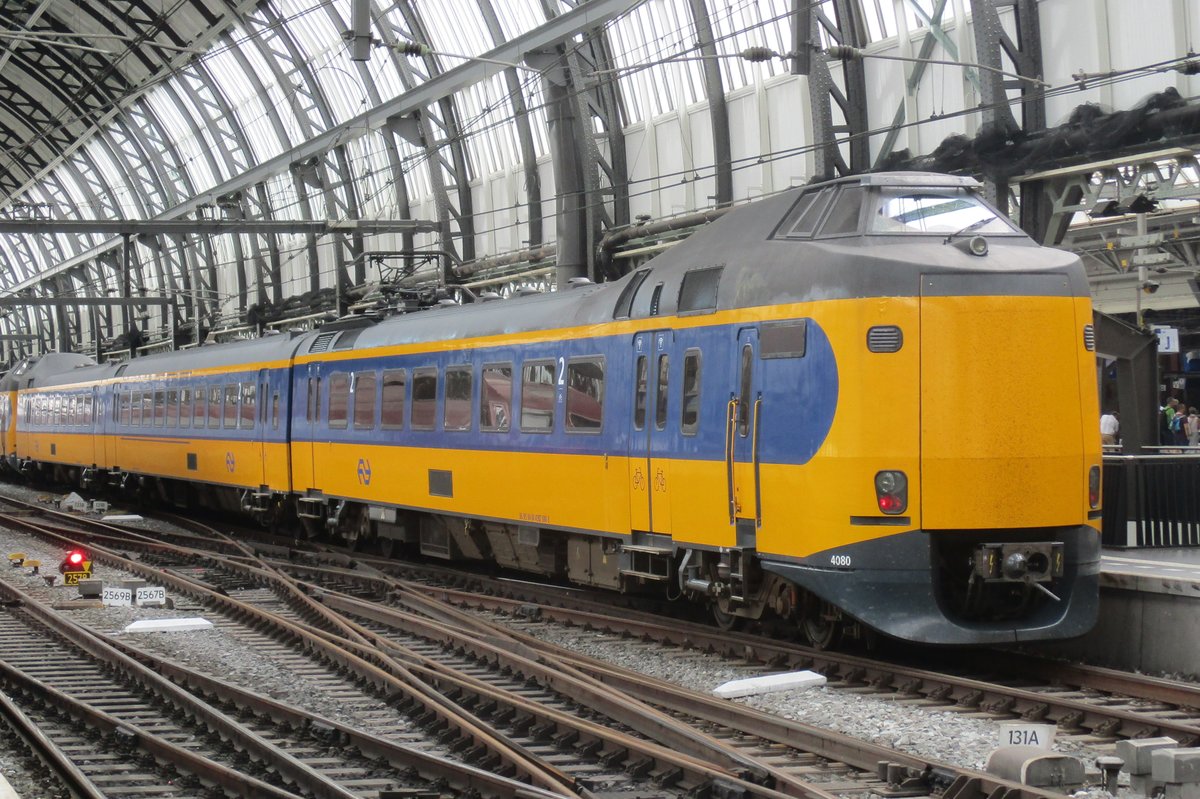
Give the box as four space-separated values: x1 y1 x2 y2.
943 216 992 244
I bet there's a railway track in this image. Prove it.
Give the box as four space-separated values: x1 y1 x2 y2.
0 497 1065 799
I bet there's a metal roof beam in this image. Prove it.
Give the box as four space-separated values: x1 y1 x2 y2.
0 219 438 235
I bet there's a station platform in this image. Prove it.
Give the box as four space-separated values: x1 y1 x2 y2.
1037 548 1200 676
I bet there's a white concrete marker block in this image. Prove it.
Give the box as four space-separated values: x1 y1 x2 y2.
712 670 826 699
124 618 213 633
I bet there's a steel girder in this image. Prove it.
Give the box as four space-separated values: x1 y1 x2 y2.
684 0 731 206
800 0 871 180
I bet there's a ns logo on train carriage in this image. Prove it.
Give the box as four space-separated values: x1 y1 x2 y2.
357 458 372 486
225 452 236 472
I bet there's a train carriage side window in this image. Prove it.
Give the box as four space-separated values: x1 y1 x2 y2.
84 395 93 425
738 345 753 437
444 365 472 431
223 385 238 429
272 392 280 430
655 354 669 430
480 363 512 432
142 393 153 427
167 390 178 427
119 392 131 426
566 358 604 433
131 391 143 426
207 386 221 428
195 387 207 429
678 267 723 313
520 360 556 433
381 369 406 429
154 390 166 427
681 350 702 435
818 186 865 236
411 368 437 431
179 388 191 428
634 355 648 431
306 376 321 423
68 396 77 426
328 373 349 429
240 383 256 429
353 371 376 431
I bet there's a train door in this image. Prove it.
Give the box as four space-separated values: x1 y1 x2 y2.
256 369 271 487
91 386 102 468
293 363 320 491
103 387 118 468
727 327 761 544
629 330 674 535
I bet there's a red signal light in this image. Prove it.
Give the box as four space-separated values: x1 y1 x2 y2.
67 551 84 566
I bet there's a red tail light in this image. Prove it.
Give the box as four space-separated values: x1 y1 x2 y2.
1088 466 1101 509
875 471 908 515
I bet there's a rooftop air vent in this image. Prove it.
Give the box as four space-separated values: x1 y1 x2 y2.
480 291 501 302
568 277 593 288
308 331 338 354
867 326 903 353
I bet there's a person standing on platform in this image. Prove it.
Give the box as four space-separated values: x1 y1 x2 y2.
1100 411 1119 446
1162 397 1181 445
1188 407 1200 447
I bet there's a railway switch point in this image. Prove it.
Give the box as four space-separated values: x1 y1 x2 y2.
985 746 1084 789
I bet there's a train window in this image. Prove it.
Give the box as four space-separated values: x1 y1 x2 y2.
738 345 753 437
818 186 865 236
166 390 178 427
207 386 222 429
381 369 406 429
634 355 648 431
678 267 722 313
240 383 256 430
272 392 280 430
777 186 835 238
179 389 191 428
68 396 77 426
221 385 236 429
306 377 321 424
566 358 604 432
520 360 556 433
411 368 437 431
681 350 701 435
353 371 376 431
655 355 669 431
480 363 512 432
868 187 1022 235
328 373 349 429
53 395 62 425
195 388 207 429
444 366 472 432
154 391 166 427
143 394 154 427
761 320 807 358
649 283 664 316
120 392 131 426
131 391 143 426
613 270 650 319
629 275 661 318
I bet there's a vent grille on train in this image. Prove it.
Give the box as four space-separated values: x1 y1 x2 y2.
308 331 338 353
867 326 903 352
1083 324 1095 351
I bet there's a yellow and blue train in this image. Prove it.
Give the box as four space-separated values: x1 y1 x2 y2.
1 173 1103 646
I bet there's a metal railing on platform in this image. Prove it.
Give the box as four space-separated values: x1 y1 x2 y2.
1102 452 1200 547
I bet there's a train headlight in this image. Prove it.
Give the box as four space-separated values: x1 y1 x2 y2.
968 235 989 256
874 470 907 514
1088 465 1101 509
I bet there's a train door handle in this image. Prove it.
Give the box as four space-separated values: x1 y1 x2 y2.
725 398 737 523
752 396 762 526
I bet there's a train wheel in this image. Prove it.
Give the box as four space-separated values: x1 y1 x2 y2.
711 599 743 631
801 600 842 650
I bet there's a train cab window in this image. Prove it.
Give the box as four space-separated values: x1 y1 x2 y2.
240 383 256 430
634 355 648 431
327 373 349 429
120 392 131 426
131 391 143 426
480 363 512 432
352 371 376 431
222 385 237 429
179 389 191 428
208 386 222 429
738 345 753 437
655 355 669 431
520 361 556 433
566 358 604 432
381 369 406 430
272 392 280 430
818 186 865 236
154 391 166 427
444 366 472 432
681 350 701 435
411 368 437 431
166 391 178 427
868 187 1023 236
777 186 835 238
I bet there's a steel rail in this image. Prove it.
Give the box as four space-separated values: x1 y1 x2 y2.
0 686 109 799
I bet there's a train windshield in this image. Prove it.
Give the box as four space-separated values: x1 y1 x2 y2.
867 187 1022 236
